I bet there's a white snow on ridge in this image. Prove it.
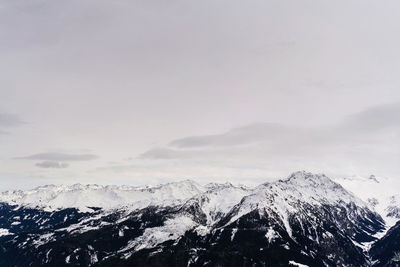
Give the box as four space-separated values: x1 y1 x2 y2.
1 171 399 232
189 183 250 225
0 180 205 212
0 180 254 214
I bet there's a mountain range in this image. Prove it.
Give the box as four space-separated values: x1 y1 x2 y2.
0 171 399 266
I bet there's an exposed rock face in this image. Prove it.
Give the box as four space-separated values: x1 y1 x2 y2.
370 221 400 267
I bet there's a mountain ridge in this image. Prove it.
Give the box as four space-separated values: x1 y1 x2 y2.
0 171 399 266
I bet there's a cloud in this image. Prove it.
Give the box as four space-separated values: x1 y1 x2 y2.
169 123 297 148
140 122 315 160
0 113 25 134
17 152 98 161
341 102 400 132
95 164 137 173
0 113 25 127
35 161 69 169
140 148 184 159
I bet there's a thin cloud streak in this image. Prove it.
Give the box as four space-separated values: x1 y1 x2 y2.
340 102 400 132
16 152 99 161
35 161 69 169
0 113 25 128
169 123 296 148
0 113 25 134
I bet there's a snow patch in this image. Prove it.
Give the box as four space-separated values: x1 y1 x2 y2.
0 228 13 237
265 227 279 243
231 228 238 241
289 260 309 267
119 216 197 257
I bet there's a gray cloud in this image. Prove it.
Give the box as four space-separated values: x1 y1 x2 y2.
35 161 69 169
170 123 297 148
140 148 183 160
95 164 137 173
341 102 400 132
138 147 222 160
17 152 98 161
0 113 25 127
0 113 25 134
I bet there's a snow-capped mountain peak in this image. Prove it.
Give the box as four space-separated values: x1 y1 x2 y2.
286 170 332 185
221 171 373 237
280 171 365 206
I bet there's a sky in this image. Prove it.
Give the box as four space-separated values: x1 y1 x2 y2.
1 0 400 190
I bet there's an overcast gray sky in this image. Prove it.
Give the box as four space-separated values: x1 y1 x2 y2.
1 0 400 190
